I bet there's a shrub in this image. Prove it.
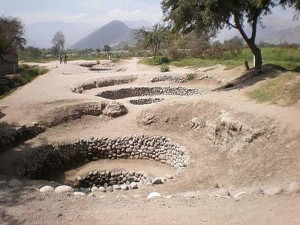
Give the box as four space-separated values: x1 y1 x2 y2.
187 73 196 81
160 64 170 72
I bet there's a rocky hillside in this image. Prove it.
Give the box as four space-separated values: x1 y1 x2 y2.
70 20 134 50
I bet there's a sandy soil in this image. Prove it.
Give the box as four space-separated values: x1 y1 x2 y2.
0 58 299 224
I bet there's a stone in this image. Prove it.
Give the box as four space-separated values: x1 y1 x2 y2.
74 192 86 196
264 187 283 196
113 185 121 190
103 102 127 118
250 187 263 195
87 193 95 198
213 189 231 198
91 187 99 193
0 180 7 186
130 182 138 189
120 184 129 190
99 187 106 192
287 182 300 194
8 179 23 187
106 186 114 192
54 185 74 194
165 174 174 180
40 186 54 193
152 178 164 185
147 192 162 199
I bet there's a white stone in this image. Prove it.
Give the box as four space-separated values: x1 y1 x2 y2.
152 178 164 185
91 187 99 193
250 187 263 195
165 174 174 179
40 186 54 193
120 184 129 190
264 187 283 196
74 192 86 196
165 195 174 199
147 192 162 199
54 185 74 194
287 182 300 194
87 193 95 198
130 182 138 189
213 189 231 198
99 187 106 192
113 185 121 190
8 179 23 187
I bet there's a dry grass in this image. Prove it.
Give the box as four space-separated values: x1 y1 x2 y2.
246 73 300 106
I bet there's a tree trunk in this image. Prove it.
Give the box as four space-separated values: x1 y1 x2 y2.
252 46 262 70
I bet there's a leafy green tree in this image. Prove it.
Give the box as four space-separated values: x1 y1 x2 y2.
104 45 111 52
162 0 300 70
0 16 26 63
51 31 65 56
134 23 170 58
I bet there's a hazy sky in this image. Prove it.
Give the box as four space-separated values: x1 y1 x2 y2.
0 0 299 29
0 0 162 25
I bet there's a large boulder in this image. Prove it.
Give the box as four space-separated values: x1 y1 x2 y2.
103 102 127 118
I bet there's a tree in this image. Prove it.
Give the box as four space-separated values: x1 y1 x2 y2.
51 31 65 56
162 0 300 70
134 23 170 58
104 45 111 52
0 16 26 63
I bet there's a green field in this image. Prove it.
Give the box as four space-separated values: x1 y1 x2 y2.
140 47 300 71
247 73 300 106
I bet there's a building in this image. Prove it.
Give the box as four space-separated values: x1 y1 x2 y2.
0 48 19 76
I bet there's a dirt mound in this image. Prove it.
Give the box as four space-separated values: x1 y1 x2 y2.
137 99 300 187
40 101 127 127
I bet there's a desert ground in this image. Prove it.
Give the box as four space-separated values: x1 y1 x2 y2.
0 58 300 225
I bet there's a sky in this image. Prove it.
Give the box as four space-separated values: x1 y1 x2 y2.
1 0 298 27
0 0 299 44
0 0 163 25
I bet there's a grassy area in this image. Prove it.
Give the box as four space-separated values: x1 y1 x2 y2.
246 73 300 106
140 47 300 71
0 64 49 99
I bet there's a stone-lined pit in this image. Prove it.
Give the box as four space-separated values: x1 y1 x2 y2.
76 170 147 189
129 98 165 105
97 87 206 100
72 77 136 94
151 75 188 83
16 136 188 183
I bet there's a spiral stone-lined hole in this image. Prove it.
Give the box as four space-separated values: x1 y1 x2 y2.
129 98 165 105
97 87 206 100
16 136 188 191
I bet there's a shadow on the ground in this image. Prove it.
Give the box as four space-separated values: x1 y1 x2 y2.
213 64 289 92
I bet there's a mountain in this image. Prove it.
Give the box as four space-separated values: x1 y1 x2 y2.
25 22 96 48
123 20 152 29
70 20 134 50
216 24 300 44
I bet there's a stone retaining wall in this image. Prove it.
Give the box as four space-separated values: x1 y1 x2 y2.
17 136 188 179
73 77 137 94
129 98 165 105
98 87 205 100
151 75 188 83
0 123 45 148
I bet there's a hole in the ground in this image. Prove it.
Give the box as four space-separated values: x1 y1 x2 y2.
79 63 97 68
89 68 112 72
129 98 165 105
97 87 206 100
16 136 188 190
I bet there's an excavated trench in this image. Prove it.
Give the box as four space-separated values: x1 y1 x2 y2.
16 135 188 191
98 87 206 100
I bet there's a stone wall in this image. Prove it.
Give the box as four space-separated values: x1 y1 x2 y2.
98 87 206 100
0 123 45 148
72 77 136 94
129 98 165 105
151 75 188 83
16 136 188 179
